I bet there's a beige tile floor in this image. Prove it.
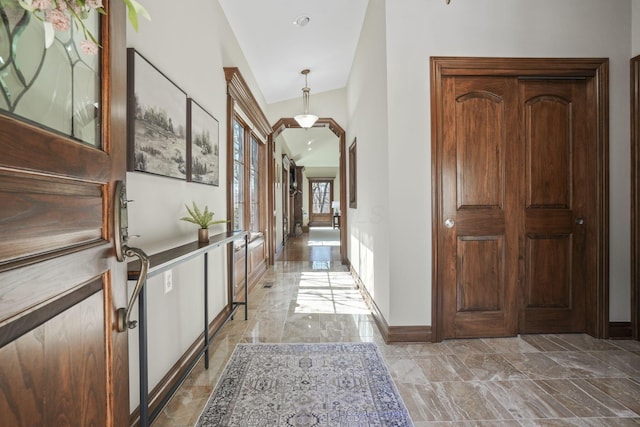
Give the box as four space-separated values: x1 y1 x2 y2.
152 260 640 426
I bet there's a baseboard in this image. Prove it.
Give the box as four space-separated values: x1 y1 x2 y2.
349 265 431 343
609 321 632 339
129 265 265 426
129 305 234 427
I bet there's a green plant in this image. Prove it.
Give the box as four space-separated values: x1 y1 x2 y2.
180 202 228 229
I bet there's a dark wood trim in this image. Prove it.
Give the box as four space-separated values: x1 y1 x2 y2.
631 55 640 341
271 118 348 265
0 278 102 348
595 60 611 339
267 133 275 264
350 265 431 343
430 57 609 342
129 305 235 427
609 322 633 340
223 68 271 139
387 326 432 343
224 68 271 305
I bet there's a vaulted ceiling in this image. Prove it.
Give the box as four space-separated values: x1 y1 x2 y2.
219 0 369 168
218 0 369 104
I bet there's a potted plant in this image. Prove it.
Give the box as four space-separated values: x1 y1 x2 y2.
180 202 228 243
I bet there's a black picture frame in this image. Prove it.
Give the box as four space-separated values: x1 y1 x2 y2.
127 48 187 180
349 138 357 208
187 98 220 186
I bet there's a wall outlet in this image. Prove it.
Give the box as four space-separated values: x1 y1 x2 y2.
164 270 173 294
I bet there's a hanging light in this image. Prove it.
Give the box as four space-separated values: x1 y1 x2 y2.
294 69 318 129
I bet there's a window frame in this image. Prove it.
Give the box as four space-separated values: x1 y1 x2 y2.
231 114 265 234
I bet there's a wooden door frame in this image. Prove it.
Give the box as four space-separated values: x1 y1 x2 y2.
631 55 640 341
270 118 347 265
430 57 609 342
308 177 335 226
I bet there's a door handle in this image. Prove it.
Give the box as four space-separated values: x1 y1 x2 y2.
444 218 455 228
114 180 150 332
575 217 585 225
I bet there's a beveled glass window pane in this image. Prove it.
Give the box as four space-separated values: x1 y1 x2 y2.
0 4 101 146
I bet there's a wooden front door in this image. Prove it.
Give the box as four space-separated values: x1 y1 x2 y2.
309 179 333 226
432 57 608 340
0 3 129 427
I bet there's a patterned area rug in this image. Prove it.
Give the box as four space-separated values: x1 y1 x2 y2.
195 343 414 426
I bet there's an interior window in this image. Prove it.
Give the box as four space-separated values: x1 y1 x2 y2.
232 115 264 235
233 118 245 230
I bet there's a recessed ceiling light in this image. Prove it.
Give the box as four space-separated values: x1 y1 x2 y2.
293 15 310 27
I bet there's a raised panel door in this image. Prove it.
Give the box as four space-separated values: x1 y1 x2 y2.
519 78 591 332
439 76 520 338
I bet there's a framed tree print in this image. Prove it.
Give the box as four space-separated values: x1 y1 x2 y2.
127 48 187 180
187 98 220 185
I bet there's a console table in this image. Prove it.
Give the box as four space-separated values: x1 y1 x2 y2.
127 230 248 427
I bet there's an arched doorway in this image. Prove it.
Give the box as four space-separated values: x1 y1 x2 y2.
268 118 347 265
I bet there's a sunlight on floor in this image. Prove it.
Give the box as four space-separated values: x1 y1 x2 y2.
307 227 340 247
307 240 340 247
294 271 370 315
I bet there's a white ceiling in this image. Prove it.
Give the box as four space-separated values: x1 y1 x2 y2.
276 128 339 168
218 0 370 105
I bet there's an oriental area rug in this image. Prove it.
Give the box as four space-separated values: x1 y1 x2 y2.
195 342 414 426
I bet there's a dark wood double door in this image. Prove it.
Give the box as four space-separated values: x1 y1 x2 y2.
432 58 608 340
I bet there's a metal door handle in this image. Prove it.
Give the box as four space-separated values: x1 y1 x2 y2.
575 217 584 225
116 246 149 332
444 218 455 228
114 181 149 332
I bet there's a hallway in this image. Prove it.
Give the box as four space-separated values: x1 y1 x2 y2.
152 231 640 426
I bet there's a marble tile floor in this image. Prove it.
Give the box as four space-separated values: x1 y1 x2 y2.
152 261 640 426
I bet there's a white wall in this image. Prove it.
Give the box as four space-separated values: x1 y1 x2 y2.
125 0 266 410
346 0 391 321
634 0 640 54
266 88 347 129
347 0 634 326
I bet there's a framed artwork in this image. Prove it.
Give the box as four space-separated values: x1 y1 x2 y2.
349 138 357 208
187 98 220 185
127 48 187 180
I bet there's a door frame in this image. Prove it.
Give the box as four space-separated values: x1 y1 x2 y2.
631 55 640 341
308 177 334 226
269 118 347 265
430 57 610 342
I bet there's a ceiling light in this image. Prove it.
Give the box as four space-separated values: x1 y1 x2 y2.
294 69 318 129
293 15 310 27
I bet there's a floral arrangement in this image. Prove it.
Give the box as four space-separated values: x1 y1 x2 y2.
15 0 149 55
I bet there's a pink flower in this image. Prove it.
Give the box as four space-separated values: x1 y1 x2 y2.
87 0 103 9
80 39 99 55
69 2 82 13
45 9 70 31
32 0 53 10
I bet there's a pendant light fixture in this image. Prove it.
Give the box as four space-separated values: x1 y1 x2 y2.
294 69 318 129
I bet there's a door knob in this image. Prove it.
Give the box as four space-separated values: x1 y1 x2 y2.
575 217 584 225
444 218 455 228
